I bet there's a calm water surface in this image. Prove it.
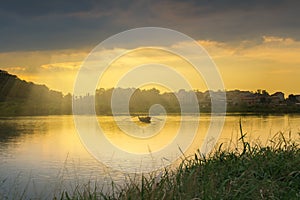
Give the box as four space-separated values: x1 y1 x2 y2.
0 115 299 198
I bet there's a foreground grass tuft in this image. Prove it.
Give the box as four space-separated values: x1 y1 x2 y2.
59 132 300 200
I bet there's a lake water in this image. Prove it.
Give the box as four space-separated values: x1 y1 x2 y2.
0 115 299 199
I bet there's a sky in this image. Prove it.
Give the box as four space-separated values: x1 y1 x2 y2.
1 0 300 95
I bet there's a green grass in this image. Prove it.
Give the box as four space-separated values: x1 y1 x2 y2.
57 130 300 200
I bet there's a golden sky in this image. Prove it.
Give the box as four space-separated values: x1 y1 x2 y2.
1 35 300 96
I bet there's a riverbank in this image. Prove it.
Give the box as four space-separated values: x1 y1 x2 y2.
58 132 299 199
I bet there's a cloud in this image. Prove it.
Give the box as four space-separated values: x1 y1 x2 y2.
3 66 27 72
0 0 95 17
1 0 300 52
197 35 300 94
40 62 81 71
199 35 300 58
262 36 295 44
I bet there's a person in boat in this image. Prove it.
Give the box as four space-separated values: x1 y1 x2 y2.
138 116 151 123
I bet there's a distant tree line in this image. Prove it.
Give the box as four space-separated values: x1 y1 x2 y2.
75 88 300 115
1 70 300 116
95 88 180 115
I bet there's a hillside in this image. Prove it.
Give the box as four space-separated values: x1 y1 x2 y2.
0 70 72 116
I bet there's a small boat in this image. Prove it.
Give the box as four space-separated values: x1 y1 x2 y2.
138 116 151 123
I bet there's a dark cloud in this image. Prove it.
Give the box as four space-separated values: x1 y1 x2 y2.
0 0 94 17
0 0 299 52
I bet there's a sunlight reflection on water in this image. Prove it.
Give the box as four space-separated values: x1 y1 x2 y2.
0 115 299 198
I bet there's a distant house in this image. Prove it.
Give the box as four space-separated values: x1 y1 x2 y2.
240 93 260 106
271 92 285 104
295 95 300 103
225 90 238 106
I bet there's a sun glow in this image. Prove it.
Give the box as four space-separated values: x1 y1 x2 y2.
1 36 300 95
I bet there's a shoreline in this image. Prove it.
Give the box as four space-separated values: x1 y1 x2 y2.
1 112 300 118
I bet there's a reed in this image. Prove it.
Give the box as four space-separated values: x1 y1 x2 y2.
58 127 300 199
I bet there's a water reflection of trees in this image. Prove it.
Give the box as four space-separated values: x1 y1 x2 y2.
0 121 20 142
0 119 49 142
